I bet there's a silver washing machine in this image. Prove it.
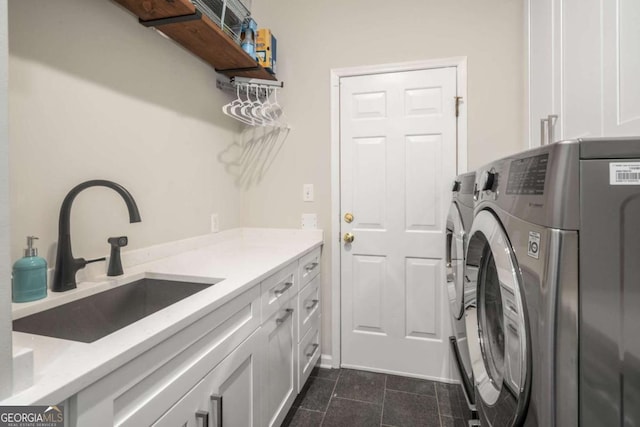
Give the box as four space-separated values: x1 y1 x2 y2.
464 137 640 426
445 171 477 411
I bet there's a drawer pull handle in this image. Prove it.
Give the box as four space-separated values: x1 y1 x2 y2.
305 262 319 272
306 343 320 358
305 299 319 310
274 281 293 296
210 394 223 427
195 410 209 427
276 308 294 326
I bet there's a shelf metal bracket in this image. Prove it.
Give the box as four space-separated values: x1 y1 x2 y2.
230 77 284 88
139 10 202 28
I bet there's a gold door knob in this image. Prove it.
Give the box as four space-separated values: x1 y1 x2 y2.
344 212 354 223
343 232 355 243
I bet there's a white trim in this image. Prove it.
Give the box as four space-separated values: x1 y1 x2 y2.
339 363 460 385
329 57 469 370
319 354 333 369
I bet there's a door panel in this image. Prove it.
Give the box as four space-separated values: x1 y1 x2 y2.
340 67 457 378
352 255 386 334
353 137 387 229
405 258 440 339
405 135 441 231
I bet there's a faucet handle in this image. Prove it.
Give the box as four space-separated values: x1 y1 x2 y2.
108 236 128 248
107 236 128 277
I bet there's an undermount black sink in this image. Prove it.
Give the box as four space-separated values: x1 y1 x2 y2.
13 277 223 343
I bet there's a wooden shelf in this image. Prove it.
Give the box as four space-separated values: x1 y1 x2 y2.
113 0 276 80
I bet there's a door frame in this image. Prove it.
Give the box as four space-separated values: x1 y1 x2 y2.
329 57 468 368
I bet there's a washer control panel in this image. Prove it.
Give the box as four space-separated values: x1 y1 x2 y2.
506 153 549 195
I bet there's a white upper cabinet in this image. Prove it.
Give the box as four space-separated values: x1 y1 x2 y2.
603 0 640 136
527 0 640 147
527 0 557 147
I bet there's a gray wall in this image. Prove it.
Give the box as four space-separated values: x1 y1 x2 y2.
9 0 244 267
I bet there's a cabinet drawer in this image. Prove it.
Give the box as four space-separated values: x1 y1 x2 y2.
298 247 321 287
261 261 298 322
298 275 320 342
298 321 321 393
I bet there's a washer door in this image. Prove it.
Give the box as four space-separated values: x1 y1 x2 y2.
446 202 466 320
465 210 531 426
446 201 475 406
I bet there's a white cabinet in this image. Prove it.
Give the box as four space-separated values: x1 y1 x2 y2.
153 328 261 427
69 245 323 427
527 0 558 147
527 0 640 147
296 247 321 392
71 286 262 427
602 0 640 137
261 298 297 427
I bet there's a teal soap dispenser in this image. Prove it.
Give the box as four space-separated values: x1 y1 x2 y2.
12 236 48 302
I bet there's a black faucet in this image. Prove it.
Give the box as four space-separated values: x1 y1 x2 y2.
52 180 142 292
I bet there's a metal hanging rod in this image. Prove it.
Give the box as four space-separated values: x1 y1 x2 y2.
230 77 284 88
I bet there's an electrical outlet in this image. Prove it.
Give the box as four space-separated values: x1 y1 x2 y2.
211 213 219 233
301 214 317 229
303 184 314 202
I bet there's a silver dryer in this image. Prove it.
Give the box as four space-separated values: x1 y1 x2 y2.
464 138 640 426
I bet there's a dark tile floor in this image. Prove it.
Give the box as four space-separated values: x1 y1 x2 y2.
283 367 474 427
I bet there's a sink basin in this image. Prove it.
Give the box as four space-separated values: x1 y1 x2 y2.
12 277 223 343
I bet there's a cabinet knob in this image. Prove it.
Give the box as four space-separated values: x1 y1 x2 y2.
343 233 355 243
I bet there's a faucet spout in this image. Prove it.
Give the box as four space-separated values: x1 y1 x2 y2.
52 180 142 292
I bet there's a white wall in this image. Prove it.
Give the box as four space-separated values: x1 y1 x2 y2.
248 0 525 356
0 0 13 399
8 0 244 267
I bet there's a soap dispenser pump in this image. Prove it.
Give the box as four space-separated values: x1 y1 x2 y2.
12 236 48 302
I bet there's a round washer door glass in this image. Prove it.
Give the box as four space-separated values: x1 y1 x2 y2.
464 210 530 425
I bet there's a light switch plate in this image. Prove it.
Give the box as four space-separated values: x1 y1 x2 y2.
303 184 314 202
301 213 317 229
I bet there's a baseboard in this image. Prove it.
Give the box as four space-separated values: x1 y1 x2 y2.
319 354 333 369
339 363 460 384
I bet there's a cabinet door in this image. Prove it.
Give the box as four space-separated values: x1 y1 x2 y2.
153 329 261 427
561 0 602 140
527 0 559 147
603 0 640 136
262 299 297 427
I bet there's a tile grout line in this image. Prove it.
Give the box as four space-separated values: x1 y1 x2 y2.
379 375 387 426
329 396 385 406
320 369 341 426
384 387 438 399
435 384 443 427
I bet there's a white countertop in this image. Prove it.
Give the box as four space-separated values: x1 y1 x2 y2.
2 228 323 405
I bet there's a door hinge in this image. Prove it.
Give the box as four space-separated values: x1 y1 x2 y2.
455 96 463 118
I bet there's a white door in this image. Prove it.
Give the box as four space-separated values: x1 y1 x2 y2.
340 67 458 379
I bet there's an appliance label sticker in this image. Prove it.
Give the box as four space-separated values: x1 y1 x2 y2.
528 231 540 259
610 162 640 185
